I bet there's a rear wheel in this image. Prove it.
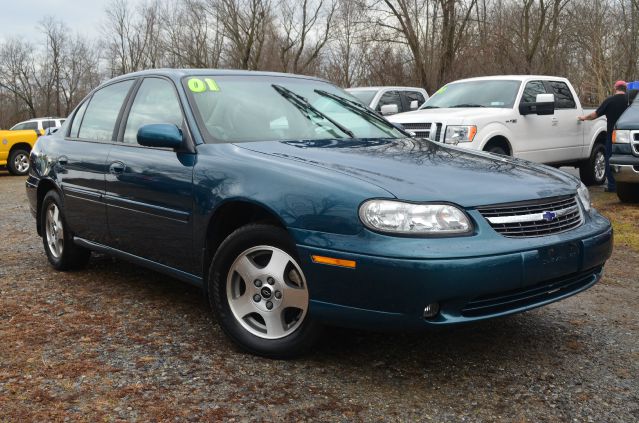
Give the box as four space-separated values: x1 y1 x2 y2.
7 149 30 175
579 143 606 186
41 190 91 270
616 182 639 203
208 224 321 359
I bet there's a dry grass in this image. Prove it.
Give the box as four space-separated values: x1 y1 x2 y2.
590 187 639 252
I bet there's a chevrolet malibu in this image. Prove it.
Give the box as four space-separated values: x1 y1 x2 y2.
26 70 613 358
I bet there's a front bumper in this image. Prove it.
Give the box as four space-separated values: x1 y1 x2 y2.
295 218 613 330
610 154 639 183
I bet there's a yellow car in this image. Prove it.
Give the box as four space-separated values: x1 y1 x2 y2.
0 129 44 175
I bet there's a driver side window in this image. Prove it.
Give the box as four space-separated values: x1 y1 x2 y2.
123 78 184 144
521 81 546 103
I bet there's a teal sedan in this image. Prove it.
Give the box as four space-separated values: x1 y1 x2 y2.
26 69 612 358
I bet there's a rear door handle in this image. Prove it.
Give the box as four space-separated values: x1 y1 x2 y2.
551 117 559 125
109 161 126 175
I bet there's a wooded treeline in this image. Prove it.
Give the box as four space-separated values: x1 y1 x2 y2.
1 0 638 128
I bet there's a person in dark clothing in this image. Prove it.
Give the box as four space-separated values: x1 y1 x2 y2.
578 80 630 192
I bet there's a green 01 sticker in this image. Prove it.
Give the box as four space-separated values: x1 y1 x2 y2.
188 78 220 93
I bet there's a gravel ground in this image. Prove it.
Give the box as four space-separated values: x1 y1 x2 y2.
1 172 638 422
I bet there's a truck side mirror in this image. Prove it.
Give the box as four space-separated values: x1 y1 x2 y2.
519 93 555 116
380 104 399 115
409 100 419 110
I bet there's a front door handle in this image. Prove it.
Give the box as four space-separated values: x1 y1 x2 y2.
109 161 126 175
551 117 559 126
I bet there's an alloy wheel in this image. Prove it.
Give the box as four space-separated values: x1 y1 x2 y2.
45 203 64 259
226 246 309 340
594 150 606 182
14 153 29 173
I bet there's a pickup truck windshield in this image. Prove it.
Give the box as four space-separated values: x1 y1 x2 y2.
347 89 378 106
421 80 521 109
184 76 404 143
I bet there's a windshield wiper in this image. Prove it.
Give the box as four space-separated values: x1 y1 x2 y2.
450 104 485 108
420 105 440 109
314 89 411 137
272 84 354 138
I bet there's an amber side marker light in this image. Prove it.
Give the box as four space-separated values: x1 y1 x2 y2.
612 130 616 143
311 255 357 269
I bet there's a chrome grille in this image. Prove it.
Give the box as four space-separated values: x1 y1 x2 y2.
478 195 583 238
402 122 443 141
632 131 639 155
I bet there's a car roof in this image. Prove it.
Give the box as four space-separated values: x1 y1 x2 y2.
448 75 570 84
346 86 426 91
108 68 330 85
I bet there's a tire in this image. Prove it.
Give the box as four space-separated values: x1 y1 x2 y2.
485 145 507 155
616 182 639 203
7 148 30 176
208 224 321 359
579 143 606 186
41 190 91 270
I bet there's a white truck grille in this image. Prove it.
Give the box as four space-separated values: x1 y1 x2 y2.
402 123 443 141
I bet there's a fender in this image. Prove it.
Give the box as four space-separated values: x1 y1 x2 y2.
476 122 514 153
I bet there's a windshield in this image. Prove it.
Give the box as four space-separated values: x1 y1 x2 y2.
184 76 404 143
346 89 378 107
421 80 521 109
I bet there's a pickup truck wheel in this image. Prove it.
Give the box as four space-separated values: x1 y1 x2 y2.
41 190 91 270
579 144 606 186
7 149 30 176
208 224 321 359
616 182 639 203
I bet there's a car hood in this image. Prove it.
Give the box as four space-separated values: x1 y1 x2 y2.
235 138 579 207
388 107 513 124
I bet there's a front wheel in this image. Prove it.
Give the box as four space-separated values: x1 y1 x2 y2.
208 224 321 359
41 190 91 270
616 182 639 203
7 149 30 175
579 143 606 186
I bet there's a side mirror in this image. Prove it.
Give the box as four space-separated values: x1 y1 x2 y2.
519 93 555 116
409 100 419 110
137 124 184 149
380 104 399 116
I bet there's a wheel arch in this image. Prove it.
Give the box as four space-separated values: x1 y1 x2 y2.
482 135 513 156
202 199 288 286
8 142 33 155
35 178 63 236
589 130 607 154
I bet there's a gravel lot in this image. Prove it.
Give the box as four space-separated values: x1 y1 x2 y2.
1 172 637 422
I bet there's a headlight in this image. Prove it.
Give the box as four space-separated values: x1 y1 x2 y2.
612 129 631 144
577 183 591 213
444 125 477 144
359 199 472 235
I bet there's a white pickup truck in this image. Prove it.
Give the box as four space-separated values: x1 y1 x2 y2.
388 75 608 185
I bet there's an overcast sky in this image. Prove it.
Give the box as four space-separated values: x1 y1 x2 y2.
0 0 114 44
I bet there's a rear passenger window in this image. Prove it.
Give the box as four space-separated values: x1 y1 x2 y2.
78 80 134 141
69 101 89 138
521 81 546 103
42 120 56 129
548 81 576 109
123 78 183 144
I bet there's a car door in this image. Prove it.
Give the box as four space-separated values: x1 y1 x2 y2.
57 79 136 244
543 80 583 162
516 80 557 162
104 76 196 273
